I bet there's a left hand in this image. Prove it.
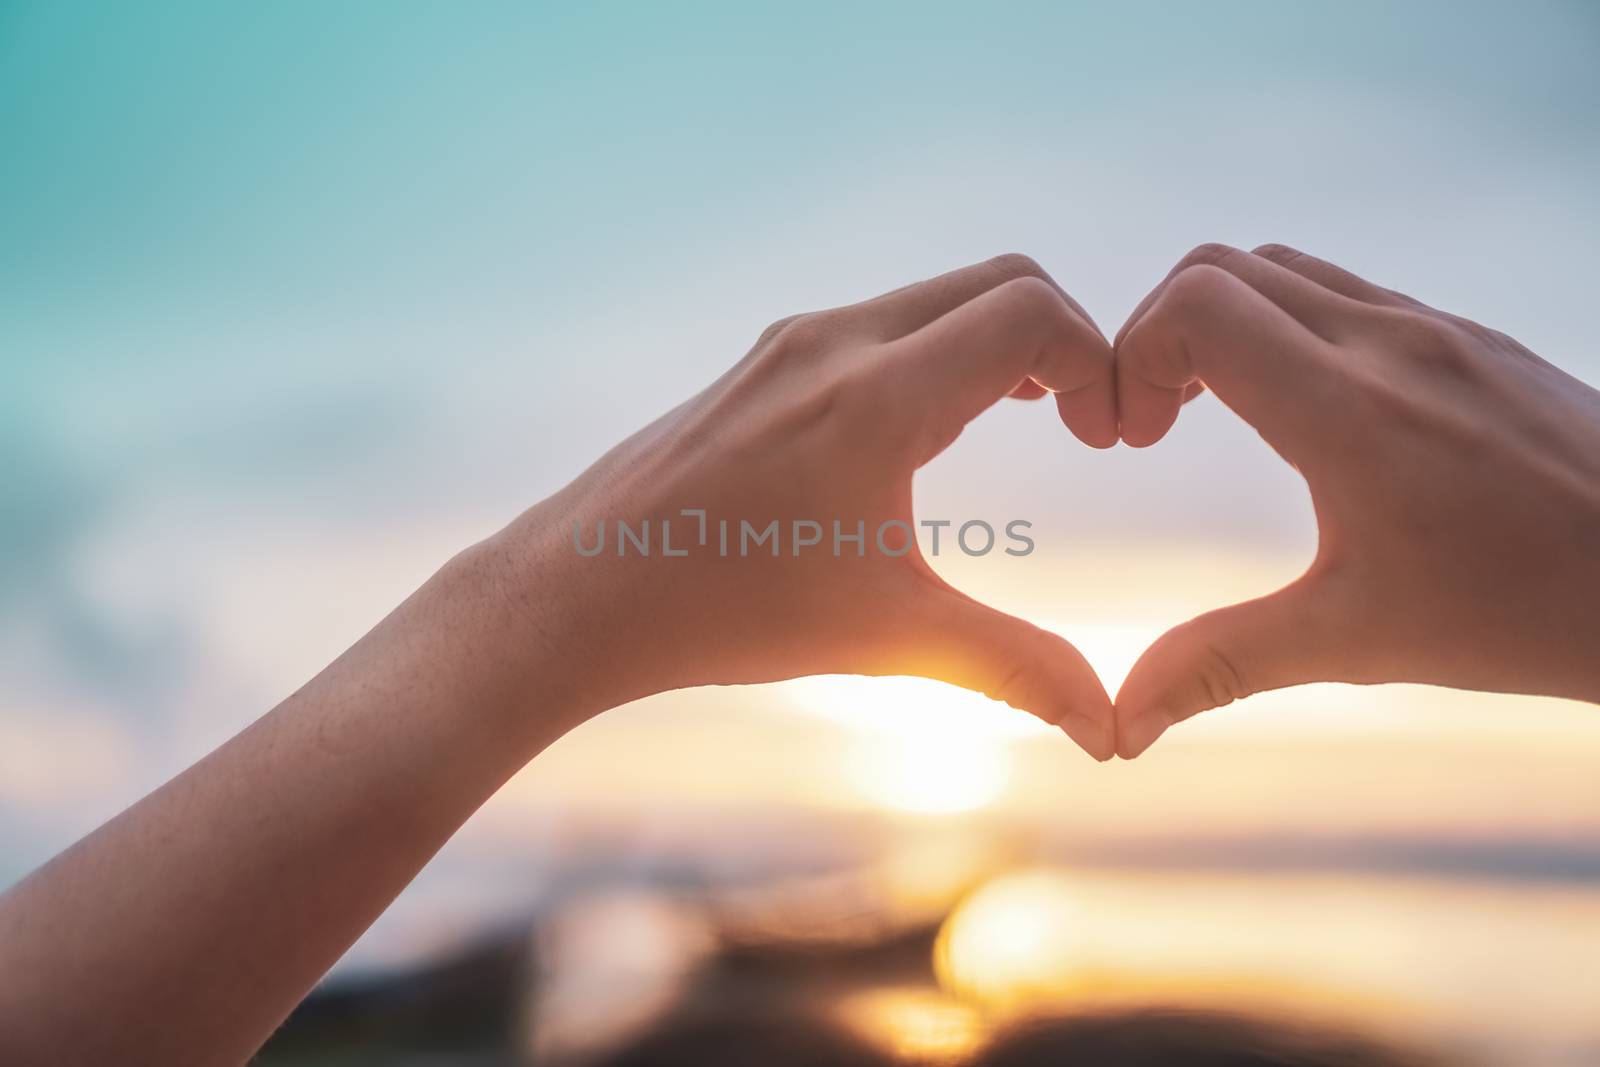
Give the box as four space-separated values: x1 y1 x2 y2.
494 254 1121 757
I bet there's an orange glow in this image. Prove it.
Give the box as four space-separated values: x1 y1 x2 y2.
930 865 1600 1049
848 731 1010 814
784 674 1048 739
786 675 1028 812
934 869 1405 1024
935 869 1092 1012
836 987 986 1063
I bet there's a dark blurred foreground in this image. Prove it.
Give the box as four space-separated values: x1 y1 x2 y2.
257 917 1443 1067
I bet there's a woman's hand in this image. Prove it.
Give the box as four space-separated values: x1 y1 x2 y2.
1112 243 1600 757
497 253 1119 758
0 255 1118 1067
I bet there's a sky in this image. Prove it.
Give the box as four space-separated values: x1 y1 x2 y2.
3 2 1600 1034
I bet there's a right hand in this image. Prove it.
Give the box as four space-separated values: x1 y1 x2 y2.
1112 243 1600 758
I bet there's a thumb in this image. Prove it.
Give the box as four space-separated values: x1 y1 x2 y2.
901 589 1115 761
1114 579 1334 759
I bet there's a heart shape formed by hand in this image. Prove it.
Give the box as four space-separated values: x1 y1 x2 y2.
1094 242 1600 758
552 243 1600 767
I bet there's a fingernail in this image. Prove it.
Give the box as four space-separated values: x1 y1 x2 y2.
1060 713 1113 763
1120 708 1175 759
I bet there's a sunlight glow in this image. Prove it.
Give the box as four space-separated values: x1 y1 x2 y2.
849 731 1009 814
931 867 1559 1033
837 987 986 1063
1053 621 1158 699
782 621 1155 739
778 622 1161 813
786 674 1050 739
785 675 1023 813
935 869 1090 1011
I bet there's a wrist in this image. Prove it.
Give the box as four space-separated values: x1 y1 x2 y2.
457 498 646 729
430 523 615 751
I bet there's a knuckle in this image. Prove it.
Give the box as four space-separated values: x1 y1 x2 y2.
754 313 803 349
1189 632 1250 709
1250 242 1303 265
985 655 1035 707
985 252 1046 282
995 274 1066 319
759 311 833 361
1388 310 1474 375
1475 322 1516 350
1123 266 1237 387
1158 263 1236 318
1179 242 1244 272
1451 313 1517 353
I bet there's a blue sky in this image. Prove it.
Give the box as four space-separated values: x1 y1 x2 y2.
3 0 1599 923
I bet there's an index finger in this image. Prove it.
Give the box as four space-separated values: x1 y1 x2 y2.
1116 264 1348 454
880 275 1117 455
856 253 1105 345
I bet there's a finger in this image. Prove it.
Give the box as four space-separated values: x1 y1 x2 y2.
905 587 1115 761
1120 358 1203 438
1113 579 1332 758
1010 379 1049 400
885 275 1118 451
1117 244 1372 355
855 253 1105 344
1251 243 1427 310
1115 263 1346 451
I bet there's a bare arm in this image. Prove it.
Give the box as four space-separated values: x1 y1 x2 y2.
0 254 1117 1065
0 539 601 1065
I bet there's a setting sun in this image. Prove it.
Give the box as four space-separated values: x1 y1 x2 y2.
783 675 1034 812
775 622 1160 813
847 731 1010 813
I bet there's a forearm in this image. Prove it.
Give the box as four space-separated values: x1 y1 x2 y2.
0 530 591 1066
0 255 1125 1063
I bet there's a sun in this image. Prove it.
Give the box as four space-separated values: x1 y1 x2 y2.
785 673 1054 740
846 730 1010 814
783 674 1035 813
778 621 1157 813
